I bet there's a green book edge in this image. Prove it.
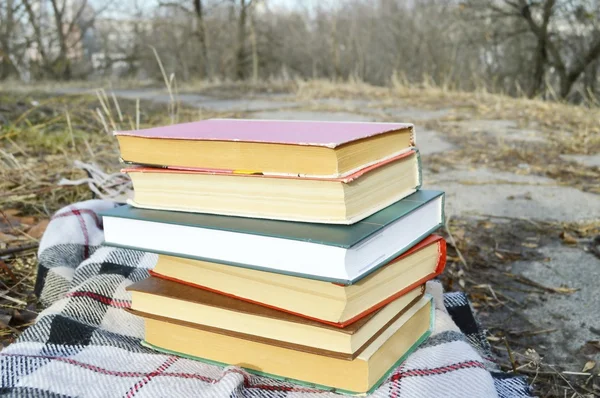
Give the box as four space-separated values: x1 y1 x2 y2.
99 190 443 249
140 296 435 396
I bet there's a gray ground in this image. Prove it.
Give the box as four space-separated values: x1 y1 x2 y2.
59 87 600 371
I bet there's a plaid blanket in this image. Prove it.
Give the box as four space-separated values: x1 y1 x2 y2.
0 200 532 397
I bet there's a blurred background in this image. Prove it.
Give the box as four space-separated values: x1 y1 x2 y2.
1 2 600 397
1 0 600 103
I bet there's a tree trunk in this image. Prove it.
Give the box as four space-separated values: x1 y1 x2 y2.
249 2 258 84
330 16 341 81
235 0 248 80
528 40 547 98
0 0 15 80
583 60 598 102
505 0 555 97
50 0 71 80
22 0 51 75
560 74 577 100
558 38 600 99
193 0 211 80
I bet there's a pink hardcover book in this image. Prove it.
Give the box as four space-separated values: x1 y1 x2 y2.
114 118 415 178
114 118 414 147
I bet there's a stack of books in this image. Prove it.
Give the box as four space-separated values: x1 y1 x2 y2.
101 119 446 394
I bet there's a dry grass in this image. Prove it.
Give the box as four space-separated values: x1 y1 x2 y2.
0 78 158 92
0 89 229 348
2 92 153 216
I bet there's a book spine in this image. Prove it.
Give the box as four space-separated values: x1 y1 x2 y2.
434 239 447 275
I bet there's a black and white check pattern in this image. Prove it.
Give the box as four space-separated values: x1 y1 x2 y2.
0 200 532 397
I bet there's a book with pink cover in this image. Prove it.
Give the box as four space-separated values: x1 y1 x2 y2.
113 119 416 178
114 118 415 148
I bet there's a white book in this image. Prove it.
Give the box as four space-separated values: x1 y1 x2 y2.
100 190 444 285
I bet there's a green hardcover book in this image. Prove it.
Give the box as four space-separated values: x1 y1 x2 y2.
139 295 434 395
100 190 444 284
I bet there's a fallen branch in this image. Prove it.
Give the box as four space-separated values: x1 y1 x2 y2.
504 273 579 294
508 328 558 337
498 363 593 378
464 212 543 228
550 365 585 398
504 337 518 373
444 214 469 270
0 243 39 257
0 290 27 306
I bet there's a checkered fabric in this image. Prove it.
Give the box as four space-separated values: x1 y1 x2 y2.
0 200 532 397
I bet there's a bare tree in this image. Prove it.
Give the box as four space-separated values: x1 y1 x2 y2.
21 0 51 77
0 0 25 79
3 0 600 105
20 0 113 79
49 0 82 79
92 0 150 79
248 0 259 83
234 0 252 80
192 0 211 79
469 0 600 99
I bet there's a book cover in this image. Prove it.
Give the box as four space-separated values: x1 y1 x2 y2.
114 118 415 149
100 190 444 249
149 235 446 327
